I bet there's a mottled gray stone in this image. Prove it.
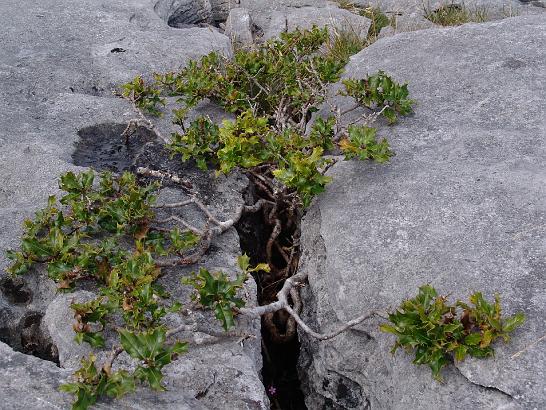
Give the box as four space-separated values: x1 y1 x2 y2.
0 0 267 408
264 6 372 40
210 0 236 21
299 14 546 409
0 341 73 410
0 341 206 410
225 8 254 45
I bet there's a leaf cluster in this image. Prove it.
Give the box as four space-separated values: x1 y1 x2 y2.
380 285 525 379
7 171 158 285
155 26 344 124
171 112 342 207
183 255 269 330
127 27 414 208
7 171 200 409
72 297 114 348
339 125 392 163
122 76 165 116
120 328 188 391
341 70 414 124
60 354 135 410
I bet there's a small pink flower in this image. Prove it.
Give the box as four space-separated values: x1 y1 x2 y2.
268 385 277 396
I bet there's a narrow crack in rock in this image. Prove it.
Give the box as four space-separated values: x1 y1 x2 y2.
454 366 514 400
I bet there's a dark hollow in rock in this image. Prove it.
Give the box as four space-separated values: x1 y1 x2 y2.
235 185 307 410
72 123 158 173
154 0 213 28
19 312 59 365
0 277 32 304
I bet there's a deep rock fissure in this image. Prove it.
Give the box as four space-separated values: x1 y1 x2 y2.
235 184 307 410
2 121 309 407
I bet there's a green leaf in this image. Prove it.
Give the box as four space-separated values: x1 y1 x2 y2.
237 254 251 272
60 172 81 192
379 324 399 335
215 303 236 331
119 329 148 360
59 383 80 394
22 238 53 258
503 312 525 333
73 387 97 410
464 332 483 346
104 371 135 398
454 345 467 362
429 351 448 379
82 333 105 348
135 366 165 391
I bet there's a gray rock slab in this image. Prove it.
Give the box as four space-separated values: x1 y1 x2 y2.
264 6 372 40
0 0 268 408
225 8 255 45
0 341 207 410
358 0 544 16
299 14 546 409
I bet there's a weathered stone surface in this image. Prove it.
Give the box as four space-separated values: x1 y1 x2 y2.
0 341 73 410
0 340 207 410
0 0 268 408
299 14 546 409
210 0 235 22
264 6 372 40
225 8 254 45
43 291 98 369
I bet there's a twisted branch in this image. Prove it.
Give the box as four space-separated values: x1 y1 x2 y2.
239 270 381 341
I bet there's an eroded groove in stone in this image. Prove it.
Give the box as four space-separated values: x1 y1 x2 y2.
154 0 213 28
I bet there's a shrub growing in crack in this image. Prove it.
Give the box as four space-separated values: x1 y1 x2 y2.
5 26 525 410
7 169 269 409
130 27 411 209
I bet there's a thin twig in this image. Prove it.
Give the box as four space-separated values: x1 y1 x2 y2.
102 345 124 375
238 270 381 341
136 167 193 190
510 333 546 359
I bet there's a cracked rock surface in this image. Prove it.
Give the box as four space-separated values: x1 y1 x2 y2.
0 0 268 408
298 14 546 409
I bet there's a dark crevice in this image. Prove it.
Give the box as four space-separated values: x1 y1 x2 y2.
454 365 514 400
154 0 230 29
0 276 32 304
236 181 307 410
19 311 60 365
